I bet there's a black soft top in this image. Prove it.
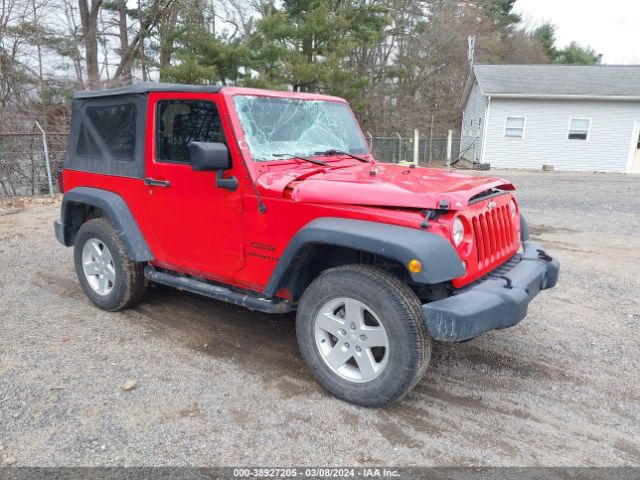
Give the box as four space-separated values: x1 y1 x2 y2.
67 82 223 179
74 82 222 99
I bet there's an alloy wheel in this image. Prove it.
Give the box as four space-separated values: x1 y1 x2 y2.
314 297 389 383
81 238 116 296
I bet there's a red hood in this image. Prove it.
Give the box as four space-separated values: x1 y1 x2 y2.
257 162 514 210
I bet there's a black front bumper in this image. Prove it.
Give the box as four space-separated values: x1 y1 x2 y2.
423 241 559 342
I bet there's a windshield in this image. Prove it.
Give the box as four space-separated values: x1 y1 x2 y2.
232 95 369 162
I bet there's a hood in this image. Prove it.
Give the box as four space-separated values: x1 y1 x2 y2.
260 163 514 210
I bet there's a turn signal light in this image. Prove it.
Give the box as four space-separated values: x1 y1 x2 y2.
408 259 423 273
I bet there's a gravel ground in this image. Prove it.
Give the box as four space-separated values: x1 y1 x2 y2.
0 170 639 467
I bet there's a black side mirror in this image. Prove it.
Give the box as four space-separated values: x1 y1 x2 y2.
190 142 230 171
189 142 238 191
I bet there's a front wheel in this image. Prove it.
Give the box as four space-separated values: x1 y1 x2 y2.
296 265 432 407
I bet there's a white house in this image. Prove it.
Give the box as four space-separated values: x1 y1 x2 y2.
460 64 640 173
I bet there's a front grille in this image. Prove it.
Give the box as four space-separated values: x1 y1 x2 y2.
471 205 517 269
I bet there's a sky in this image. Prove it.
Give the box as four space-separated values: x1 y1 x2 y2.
515 0 640 64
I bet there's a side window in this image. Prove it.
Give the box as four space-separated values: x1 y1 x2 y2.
82 103 137 161
504 116 525 139
155 100 225 163
568 118 590 140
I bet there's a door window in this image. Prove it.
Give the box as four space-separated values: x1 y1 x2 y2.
155 100 225 163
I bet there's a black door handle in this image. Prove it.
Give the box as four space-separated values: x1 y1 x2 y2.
144 178 170 188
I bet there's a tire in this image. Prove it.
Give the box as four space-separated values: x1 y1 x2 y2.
74 218 146 311
296 264 432 407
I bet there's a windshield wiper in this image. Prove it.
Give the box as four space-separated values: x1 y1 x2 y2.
272 153 328 166
315 149 371 163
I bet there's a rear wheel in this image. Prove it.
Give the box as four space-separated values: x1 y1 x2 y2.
74 218 146 311
296 264 432 407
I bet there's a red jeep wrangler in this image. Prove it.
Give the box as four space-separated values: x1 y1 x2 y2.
54 83 559 406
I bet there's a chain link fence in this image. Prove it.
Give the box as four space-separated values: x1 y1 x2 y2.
0 121 68 197
368 135 461 165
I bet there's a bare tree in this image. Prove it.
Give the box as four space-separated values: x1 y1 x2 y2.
62 0 85 86
157 0 178 75
98 8 112 80
137 0 148 80
117 0 131 82
111 0 175 82
77 0 103 88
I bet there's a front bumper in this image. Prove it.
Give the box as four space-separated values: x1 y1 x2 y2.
423 241 559 342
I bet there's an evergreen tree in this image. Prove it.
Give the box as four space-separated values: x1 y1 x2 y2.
533 23 557 59
534 23 599 64
159 0 251 85
481 0 521 29
553 42 599 65
251 0 388 100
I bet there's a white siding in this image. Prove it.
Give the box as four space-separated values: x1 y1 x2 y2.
460 81 487 161
483 99 640 172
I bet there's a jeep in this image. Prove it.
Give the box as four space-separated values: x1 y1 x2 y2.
54 83 559 407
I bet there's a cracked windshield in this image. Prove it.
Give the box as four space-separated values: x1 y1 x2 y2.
232 95 369 161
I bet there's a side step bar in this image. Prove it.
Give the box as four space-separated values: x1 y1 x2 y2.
144 267 293 314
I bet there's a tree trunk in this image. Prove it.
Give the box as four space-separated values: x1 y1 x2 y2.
158 3 178 79
64 0 85 86
113 0 172 82
78 0 102 89
99 10 111 80
118 0 132 83
138 0 148 81
32 0 44 93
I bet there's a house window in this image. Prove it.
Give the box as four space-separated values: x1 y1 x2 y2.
504 117 525 138
568 118 590 140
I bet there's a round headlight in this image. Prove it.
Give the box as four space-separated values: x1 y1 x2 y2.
453 218 465 246
510 199 517 218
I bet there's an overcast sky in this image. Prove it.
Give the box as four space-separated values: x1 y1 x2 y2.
515 0 639 64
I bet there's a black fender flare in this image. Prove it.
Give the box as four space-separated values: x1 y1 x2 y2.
264 217 465 297
55 186 153 262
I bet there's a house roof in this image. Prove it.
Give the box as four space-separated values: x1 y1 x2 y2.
74 82 222 99
461 64 640 106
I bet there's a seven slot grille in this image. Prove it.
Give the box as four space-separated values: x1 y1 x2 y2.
471 203 517 268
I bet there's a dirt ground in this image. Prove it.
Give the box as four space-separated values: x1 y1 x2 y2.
0 170 639 467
